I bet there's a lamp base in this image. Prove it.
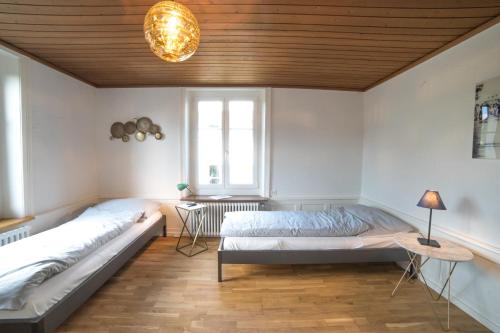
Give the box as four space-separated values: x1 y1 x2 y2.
417 237 441 248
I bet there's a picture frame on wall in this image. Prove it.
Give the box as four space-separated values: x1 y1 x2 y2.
472 75 500 159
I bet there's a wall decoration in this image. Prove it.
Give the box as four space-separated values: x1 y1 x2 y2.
473 75 500 159
137 117 153 132
124 121 136 134
110 122 125 139
135 131 146 142
109 118 164 142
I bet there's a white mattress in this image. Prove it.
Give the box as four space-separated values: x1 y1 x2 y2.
0 211 162 320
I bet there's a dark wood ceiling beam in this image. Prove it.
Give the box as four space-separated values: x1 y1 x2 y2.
90 75 375 82
0 13 491 28
51 60 403 69
27 49 425 62
51 58 403 68
0 36 446 49
0 30 459 43
0 23 472 36
4 41 436 54
2 0 500 8
76 66 384 74
2 3 499 17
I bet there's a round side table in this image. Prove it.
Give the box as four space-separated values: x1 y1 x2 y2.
392 233 474 331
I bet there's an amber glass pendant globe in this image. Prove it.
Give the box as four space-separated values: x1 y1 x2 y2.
144 1 200 62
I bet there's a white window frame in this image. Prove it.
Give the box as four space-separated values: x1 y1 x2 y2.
181 88 270 196
0 47 32 218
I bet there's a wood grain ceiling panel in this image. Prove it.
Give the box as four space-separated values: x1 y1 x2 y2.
1 1 499 90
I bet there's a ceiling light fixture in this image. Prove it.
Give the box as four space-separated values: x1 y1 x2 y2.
144 1 200 62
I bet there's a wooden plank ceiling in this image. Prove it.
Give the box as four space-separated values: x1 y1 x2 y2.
1 0 500 91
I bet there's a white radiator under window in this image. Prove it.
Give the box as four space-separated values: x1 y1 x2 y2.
0 225 30 247
196 202 261 237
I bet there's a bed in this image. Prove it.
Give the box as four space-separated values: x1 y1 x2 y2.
217 204 414 282
0 199 166 333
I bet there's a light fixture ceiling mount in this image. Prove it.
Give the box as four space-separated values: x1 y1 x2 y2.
144 1 200 63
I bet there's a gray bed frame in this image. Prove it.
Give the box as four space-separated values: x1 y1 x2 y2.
0 215 166 333
217 238 408 282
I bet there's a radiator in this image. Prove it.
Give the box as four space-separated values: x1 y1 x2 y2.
0 225 30 247
195 202 261 237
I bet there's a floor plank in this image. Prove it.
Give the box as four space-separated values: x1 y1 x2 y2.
57 237 489 333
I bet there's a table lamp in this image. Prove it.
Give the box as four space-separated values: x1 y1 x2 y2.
417 190 446 248
176 183 193 196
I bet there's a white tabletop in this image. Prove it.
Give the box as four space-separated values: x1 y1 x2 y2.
176 203 207 211
394 233 474 262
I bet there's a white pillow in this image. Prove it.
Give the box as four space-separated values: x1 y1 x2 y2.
77 207 144 225
94 198 161 218
344 204 414 234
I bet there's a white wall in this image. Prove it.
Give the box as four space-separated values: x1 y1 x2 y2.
24 60 98 217
95 88 182 200
362 23 500 331
95 88 183 233
94 88 364 231
271 89 363 200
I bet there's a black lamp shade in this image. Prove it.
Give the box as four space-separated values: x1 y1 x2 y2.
417 190 446 210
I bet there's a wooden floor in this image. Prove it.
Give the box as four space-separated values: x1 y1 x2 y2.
58 237 489 333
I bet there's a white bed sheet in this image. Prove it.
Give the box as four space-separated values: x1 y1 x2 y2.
0 211 162 320
222 233 403 251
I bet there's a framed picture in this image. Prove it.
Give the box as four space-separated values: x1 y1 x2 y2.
472 75 500 159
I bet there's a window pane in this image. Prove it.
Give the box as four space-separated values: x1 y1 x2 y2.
228 101 254 185
229 101 254 129
197 101 223 185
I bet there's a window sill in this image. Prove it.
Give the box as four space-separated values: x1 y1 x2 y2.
0 216 34 233
180 195 268 203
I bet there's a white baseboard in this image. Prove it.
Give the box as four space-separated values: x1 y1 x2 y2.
268 195 359 211
271 194 359 201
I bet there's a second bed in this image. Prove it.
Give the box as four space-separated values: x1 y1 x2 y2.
218 204 414 281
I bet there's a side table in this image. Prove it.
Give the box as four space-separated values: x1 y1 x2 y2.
392 233 474 330
175 203 208 257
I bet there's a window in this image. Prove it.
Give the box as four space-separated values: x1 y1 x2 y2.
481 105 489 121
184 89 268 195
0 48 26 219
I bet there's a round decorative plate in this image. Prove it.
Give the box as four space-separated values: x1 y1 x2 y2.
136 117 153 132
124 121 136 134
110 122 125 139
135 131 146 142
148 124 160 134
